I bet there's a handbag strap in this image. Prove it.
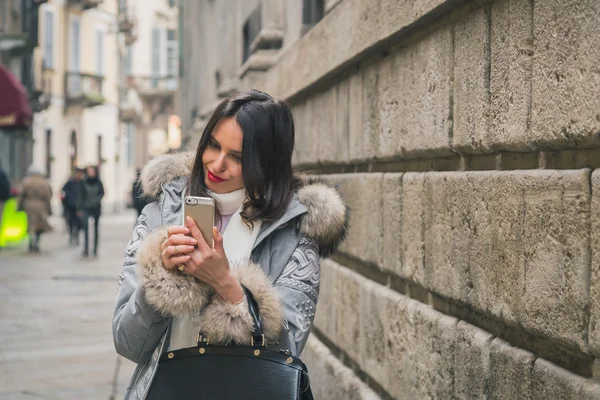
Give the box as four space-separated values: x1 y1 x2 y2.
242 285 265 349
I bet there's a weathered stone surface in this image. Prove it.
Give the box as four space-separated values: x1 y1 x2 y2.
335 264 367 363
589 170 600 355
382 173 403 275
453 7 490 154
532 359 600 400
328 174 384 266
262 0 450 100
402 170 591 349
359 279 406 395
292 101 313 165
454 322 493 399
314 88 339 164
531 0 600 150
302 336 381 400
489 338 534 399
333 79 351 163
489 0 534 152
314 259 339 341
377 27 453 160
362 63 380 161
348 71 364 162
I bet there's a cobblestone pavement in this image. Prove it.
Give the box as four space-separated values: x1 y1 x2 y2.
0 212 138 399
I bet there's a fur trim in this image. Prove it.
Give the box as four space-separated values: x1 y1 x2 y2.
136 226 211 316
140 152 348 256
194 262 282 346
298 182 348 257
141 151 195 197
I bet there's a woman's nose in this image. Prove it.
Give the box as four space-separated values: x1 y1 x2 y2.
212 153 227 172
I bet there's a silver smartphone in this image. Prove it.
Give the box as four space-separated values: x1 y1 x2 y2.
183 196 215 245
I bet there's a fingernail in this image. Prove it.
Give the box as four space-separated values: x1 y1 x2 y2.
187 246 195 251
190 238 197 244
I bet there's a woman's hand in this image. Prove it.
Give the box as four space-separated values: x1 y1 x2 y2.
183 216 244 304
160 226 198 269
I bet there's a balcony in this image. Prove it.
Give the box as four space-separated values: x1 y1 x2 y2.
64 72 104 108
131 76 177 99
118 15 135 34
67 0 102 10
119 101 140 123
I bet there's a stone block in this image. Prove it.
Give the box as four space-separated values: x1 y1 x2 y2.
453 7 491 154
292 101 314 165
302 336 381 400
453 322 492 399
314 88 338 164
377 27 453 160
589 170 600 355
382 173 403 275
402 170 591 349
333 79 350 163
335 264 367 363
531 0 600 150
401 173 427 285
488 0 534 152
401 299 457 399
362 63 380 161
331 174 384 266
489 338 534 399
359 279 407 395
314 259 339 341
532 359 600 400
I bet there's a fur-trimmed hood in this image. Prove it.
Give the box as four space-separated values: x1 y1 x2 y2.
140 151 348 257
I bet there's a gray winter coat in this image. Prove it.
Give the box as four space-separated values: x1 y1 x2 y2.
112 152 348 400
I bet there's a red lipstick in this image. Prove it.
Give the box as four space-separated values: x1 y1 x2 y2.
207 170 226 183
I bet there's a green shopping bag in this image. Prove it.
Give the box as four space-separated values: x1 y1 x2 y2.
0 198 28 248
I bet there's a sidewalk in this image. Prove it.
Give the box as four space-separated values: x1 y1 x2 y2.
0 212 138 399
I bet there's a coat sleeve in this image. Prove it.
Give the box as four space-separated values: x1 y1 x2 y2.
112 206 171 364
195 236 320 357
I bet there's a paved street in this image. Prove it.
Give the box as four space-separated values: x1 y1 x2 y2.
0 212 138 400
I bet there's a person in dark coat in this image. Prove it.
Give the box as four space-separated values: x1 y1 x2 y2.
61 168 85 245
132 169 150 217
80 166 105 257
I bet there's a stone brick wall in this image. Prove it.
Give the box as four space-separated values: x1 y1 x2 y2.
182 0 600 398
269 0 600 398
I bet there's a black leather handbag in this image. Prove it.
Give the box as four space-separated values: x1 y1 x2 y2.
146 287 314 400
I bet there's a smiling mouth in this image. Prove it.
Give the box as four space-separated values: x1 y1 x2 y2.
207 170 226 183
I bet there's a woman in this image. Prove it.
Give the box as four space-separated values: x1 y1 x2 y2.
18 166 53 252
80 165 104 257
113 90 348 399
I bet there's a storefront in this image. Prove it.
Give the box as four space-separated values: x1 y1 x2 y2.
0 64 33 184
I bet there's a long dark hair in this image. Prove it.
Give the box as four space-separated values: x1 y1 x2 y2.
188 89 299 224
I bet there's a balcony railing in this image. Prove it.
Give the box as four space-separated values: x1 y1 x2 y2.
64 72 104 107
131 75 177 98
67 0 102 9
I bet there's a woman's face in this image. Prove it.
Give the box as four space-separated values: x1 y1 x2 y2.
201 117 244 194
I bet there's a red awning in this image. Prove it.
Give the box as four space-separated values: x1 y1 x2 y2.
0 64 32 129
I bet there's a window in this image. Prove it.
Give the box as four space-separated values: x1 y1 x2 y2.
96 29 104 75
242 5 261 63
167 29 177 77
69 131 78 171
168 0 176 8
0 0 7 31
302 0 325 26
70 18 80 71
45 129 52 179
125 46 132 75
43 10 54 68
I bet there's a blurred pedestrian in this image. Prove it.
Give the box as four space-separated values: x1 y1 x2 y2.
61 168 85 245
18 166 53 253
80 165 105 257
132 169 149 217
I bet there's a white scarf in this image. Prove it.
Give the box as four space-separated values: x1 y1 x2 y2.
168 188 262 350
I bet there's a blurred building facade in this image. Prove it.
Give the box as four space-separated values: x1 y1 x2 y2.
117 0 179 172
178 1 600 399
33 0 124 212
0 0 48 183
30 0 178 213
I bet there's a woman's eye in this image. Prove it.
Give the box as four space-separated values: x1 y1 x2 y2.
231 154 242 163
209 140 219 149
